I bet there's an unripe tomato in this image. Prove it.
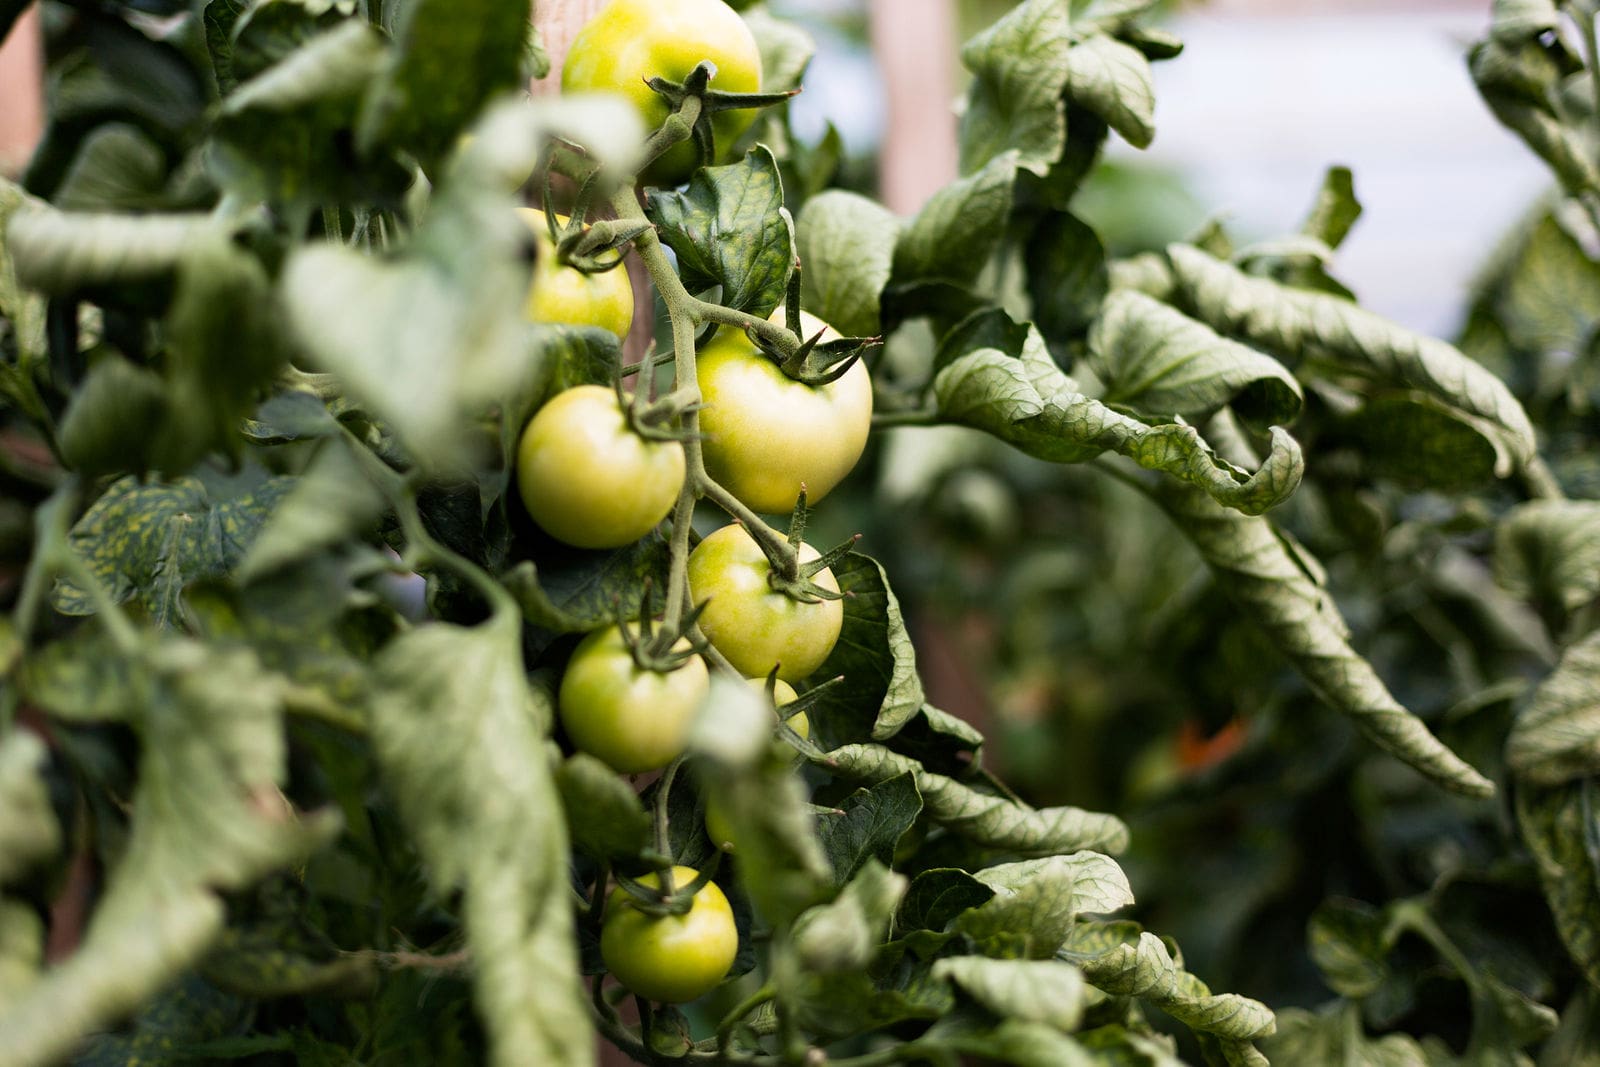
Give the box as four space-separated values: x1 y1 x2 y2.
518 209 635 341
561 0 763 186
517 385 685 549
558 625 709 774
687 524 843 681
697 309 873 515
601 866 738 1002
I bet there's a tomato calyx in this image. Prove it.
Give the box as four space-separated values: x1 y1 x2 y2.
609 360 704 445
616 586 710 674
614 856 723 918
533 170 652 274
751 270 882 386
760 666 839 757
760 490 860 604
642 61 798 178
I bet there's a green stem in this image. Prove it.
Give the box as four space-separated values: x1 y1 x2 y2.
599 182 803 602
717 984 777 1054
339 429 511 616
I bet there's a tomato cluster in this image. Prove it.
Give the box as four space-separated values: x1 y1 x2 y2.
518 0 878 1011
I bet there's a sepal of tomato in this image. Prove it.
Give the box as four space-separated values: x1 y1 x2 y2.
601 866 739 1003
687 524 843 681
561 0 763 186
697 309 872 515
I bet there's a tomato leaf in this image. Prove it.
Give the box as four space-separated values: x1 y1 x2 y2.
211 22 399 207
1168 244 1538 474
51 474 294 629
1065 34 1155 150
815 773 922 886
793 860 907 974
934 957 1087 1032
744 7 815 96
806 552 925 747
1264 1004 1430 1067
6 204 215 295
960 853 1134 960
825 744 1129 856
239 441 384 584
227 0 359 89
897 868 995 936
502 537 670 635
0 639 336 1067
646 146 794 319
1063 924 1275 1052
1023 209 1107 346
931 308 1304 515
367 610 590 1066
356 0 531 166
1086 290 1302 430
1152 479 1495 797
1326 391 1502 492
282 181 538 469
959 0 1073 177
796 190 899 338
1508 630 1600 786
893 151 1017 289
1518 778 1600 994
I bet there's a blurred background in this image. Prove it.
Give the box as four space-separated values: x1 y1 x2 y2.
778 0 1549 336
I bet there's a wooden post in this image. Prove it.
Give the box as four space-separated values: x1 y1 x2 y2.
0 6 44 178
871 0 959 215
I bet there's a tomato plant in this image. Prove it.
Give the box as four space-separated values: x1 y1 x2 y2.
599 866 739 1004
561 0 762 186
687 523 843 682
697 309 873 515
516 384 685 549
4 0 1600 1064
519 208 634 340
557 625 708 774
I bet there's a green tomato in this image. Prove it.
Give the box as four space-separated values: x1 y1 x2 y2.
558 626 709 774
601 866 739 1002
517 385 685 549
518 209 635 341
687 524 843 681
697 309 873 515
562 0 763 186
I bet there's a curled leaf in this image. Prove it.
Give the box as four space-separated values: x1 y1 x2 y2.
1153 480 1495 798
823 744 1128 855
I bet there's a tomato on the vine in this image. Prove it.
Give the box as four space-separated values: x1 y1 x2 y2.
687 524 843 681
518 209 634 341
517 385 685 550
601 866 739 1003
558 626 709 774
561 0 763 187
697 309 873 515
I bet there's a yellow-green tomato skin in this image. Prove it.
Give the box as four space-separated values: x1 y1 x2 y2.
558 627 709 774
704 797 736 852
687 525 843 682
561 0 762 186
758 677 809 739
518 209 634 341
697 310 872 515
601 866 739 1002
517 385 685 549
